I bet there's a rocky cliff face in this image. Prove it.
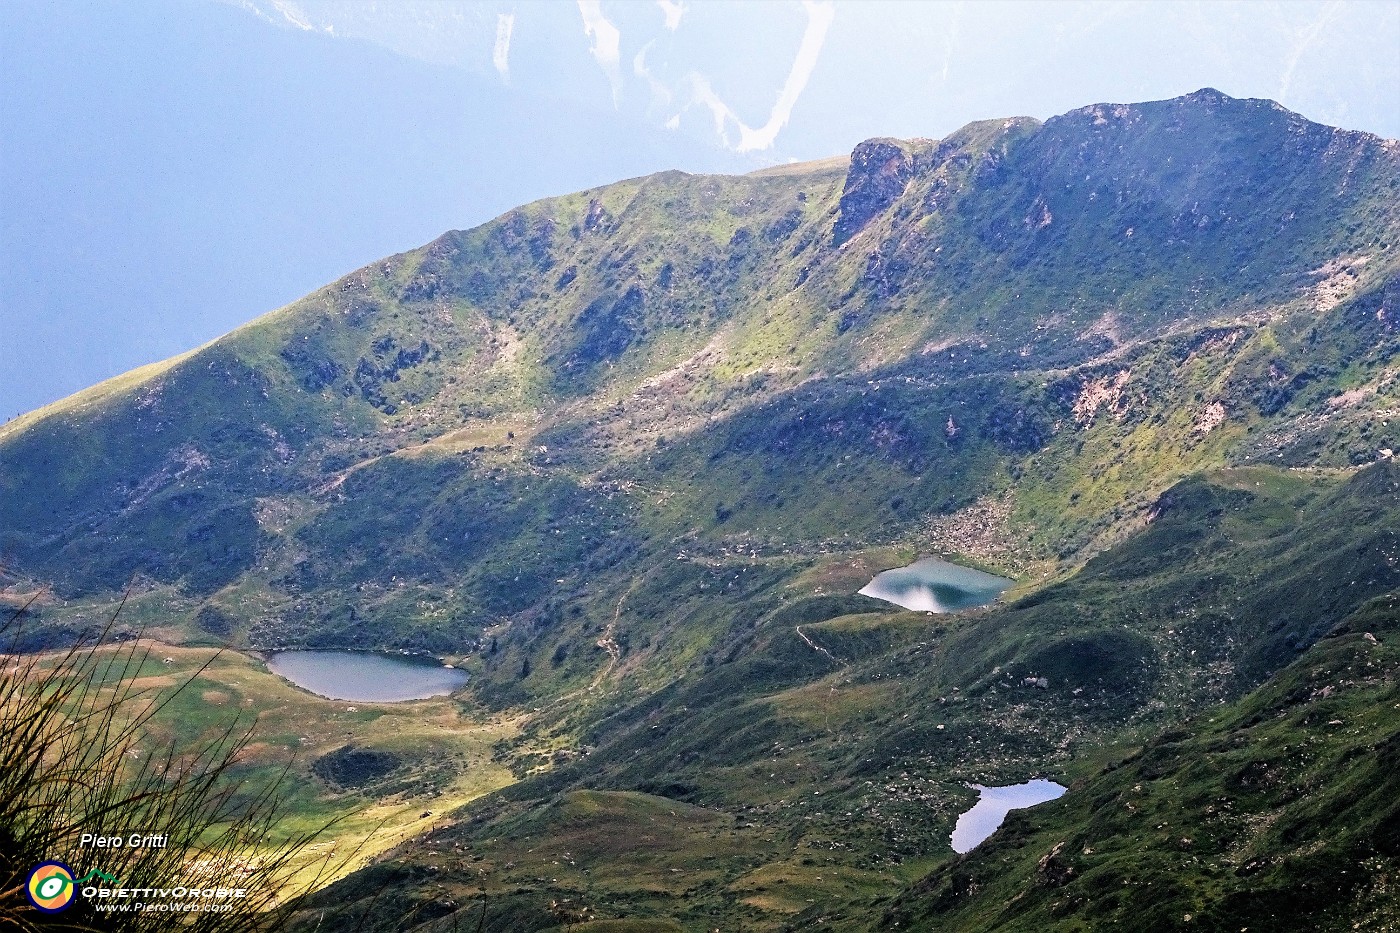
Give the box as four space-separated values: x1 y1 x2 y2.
832 137 922 244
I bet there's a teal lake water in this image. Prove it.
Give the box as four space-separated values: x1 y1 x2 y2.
265 650 469 702
859 557 1011 612
950 780 1067 853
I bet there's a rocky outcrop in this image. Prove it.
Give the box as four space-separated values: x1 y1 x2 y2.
832 138 916 245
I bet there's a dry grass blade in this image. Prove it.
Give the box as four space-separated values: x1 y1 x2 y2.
0 590 360 931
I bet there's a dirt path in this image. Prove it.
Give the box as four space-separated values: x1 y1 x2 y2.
590 582 638 690
545 578 642 713
795 625 840 665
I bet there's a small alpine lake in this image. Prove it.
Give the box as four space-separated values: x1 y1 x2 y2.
859 557 1012 612
950 779 1067 854
264 650 469 702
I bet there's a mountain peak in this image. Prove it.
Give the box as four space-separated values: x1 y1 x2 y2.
1183 86 1232 103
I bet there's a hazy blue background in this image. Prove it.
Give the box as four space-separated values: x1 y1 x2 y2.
3 0 1397 416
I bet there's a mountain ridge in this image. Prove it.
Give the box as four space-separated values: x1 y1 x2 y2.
5 89 1393 443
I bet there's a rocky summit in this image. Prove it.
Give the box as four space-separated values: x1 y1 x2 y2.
2 90 1398 932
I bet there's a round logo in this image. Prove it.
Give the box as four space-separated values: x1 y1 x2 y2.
26 861 76 913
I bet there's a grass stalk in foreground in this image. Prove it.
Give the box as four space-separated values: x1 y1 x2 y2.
0 590 354 931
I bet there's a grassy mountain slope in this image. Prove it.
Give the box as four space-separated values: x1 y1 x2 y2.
4 90 1395 640
3 90 1399 931
877 593 1400 933
291 462 1400 931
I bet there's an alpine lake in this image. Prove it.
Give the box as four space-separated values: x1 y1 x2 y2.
264 650 469 702
859 556 1012 612
950 780 1068 853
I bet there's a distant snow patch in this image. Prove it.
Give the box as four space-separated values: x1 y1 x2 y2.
656 0 686 31
634 42 673 110
678 0 834 152
270 0 314 31
578 0 623 104
494 13 515 80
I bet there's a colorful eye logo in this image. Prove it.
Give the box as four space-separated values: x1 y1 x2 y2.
26 861 76 913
